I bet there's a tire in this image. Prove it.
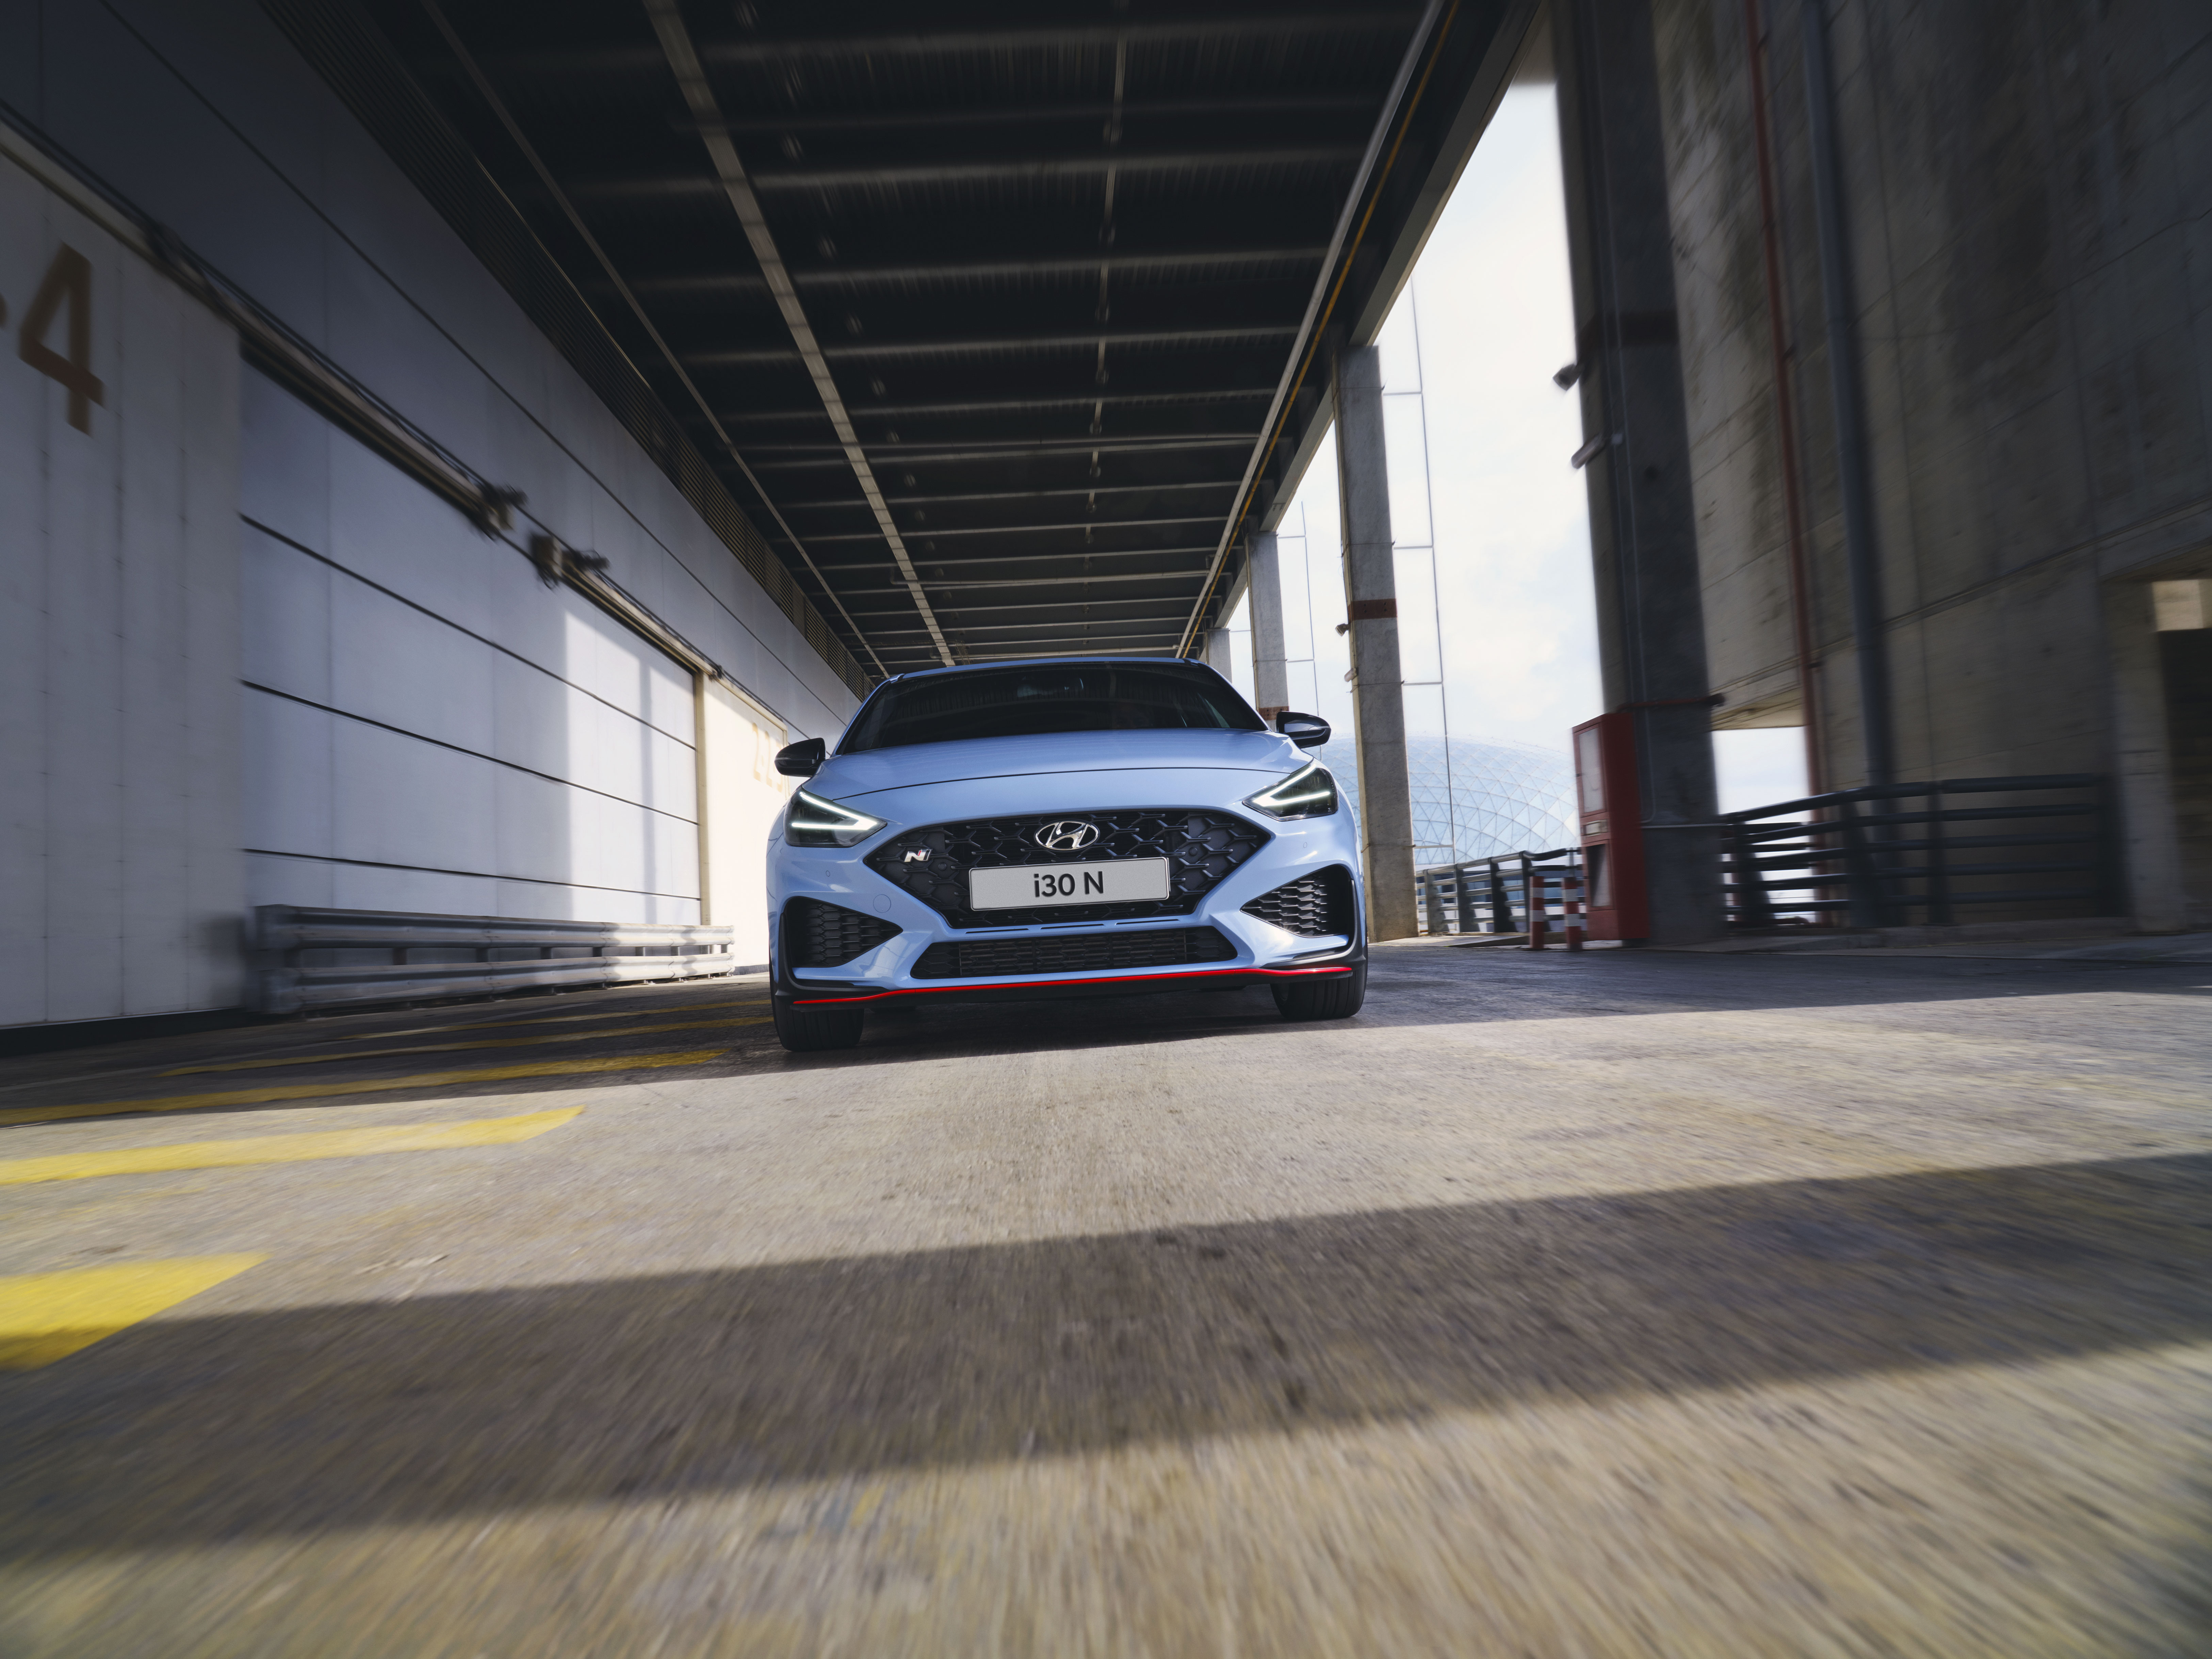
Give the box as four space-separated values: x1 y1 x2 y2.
773 999 866 1052
1271 965 1367 1021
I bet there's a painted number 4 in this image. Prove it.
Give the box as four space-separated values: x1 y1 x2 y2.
9 244 105 433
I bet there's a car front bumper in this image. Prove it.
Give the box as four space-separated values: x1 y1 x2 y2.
767 792 1365 1011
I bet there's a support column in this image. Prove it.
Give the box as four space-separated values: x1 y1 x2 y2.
1554 0 1723 944
1203 624 1235 678
1334 345 1419 941
1248 531 1290 720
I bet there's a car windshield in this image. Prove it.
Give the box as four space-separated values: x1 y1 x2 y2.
840 664 1267 753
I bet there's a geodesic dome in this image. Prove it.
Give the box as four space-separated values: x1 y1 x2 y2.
1317 735 1578 865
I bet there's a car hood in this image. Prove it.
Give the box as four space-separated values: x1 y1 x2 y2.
817 728 1305 800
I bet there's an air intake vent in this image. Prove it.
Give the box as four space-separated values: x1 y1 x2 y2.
786 898 900 967
1241 866 1357 937
911 927 1238 980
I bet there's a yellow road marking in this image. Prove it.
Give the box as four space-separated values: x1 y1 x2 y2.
0 1051 729 1129
339 999 768 1042
163 1018 770 1075
0 1255 265 1369
0 1108 583 1186
440 999 768 1033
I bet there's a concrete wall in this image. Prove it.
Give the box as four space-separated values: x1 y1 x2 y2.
0 0 862 1022
0 138 242 1026
239 371 704 924
1653 0 2212 912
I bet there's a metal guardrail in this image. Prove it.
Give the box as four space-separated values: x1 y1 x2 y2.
1723 774 2119 930
251 905 738 1014
1415 847 1583 937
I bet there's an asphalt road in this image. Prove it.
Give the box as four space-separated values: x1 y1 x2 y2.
1 941 2208 1657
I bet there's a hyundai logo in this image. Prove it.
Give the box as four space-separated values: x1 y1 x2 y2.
1034 820 1101 852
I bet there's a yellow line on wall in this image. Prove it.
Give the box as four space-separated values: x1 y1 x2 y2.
0 1051 729 1129
163 1018 770 1075
0 1255 265 1369
0 1108 584 1186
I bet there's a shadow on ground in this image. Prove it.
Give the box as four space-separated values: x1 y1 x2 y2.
4 1150 2207 1558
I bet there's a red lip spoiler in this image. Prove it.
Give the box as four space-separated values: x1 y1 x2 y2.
791 963 1355 1005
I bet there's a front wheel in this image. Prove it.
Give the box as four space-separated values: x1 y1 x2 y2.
773 999 866 1052
1271 965 1366 1021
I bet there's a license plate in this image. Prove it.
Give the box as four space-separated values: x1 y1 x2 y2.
969 857 1171 911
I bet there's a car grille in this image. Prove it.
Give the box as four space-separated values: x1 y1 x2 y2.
785 898 900 967
1241 865 1358 937
911 926 1238 980
865 808 1270 928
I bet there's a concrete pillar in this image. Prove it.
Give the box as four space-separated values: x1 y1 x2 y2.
1248 532 1290 719
1333 345 1419 942
1553 0 1723 945
1203 624 1234 677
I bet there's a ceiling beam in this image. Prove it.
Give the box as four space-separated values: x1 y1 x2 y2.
675 94 1377 136
645 0 954 667
814 544 1222 571
618 245 1327 297
680 322 1297 368
406 0 888 682
780 480 1239 511
1179 0 1454 656
801 515 1224 543
858 621 1189 639
490 15 1420 77
850 595 1200 618
720 389 1274 424
741 436 1259 466
954 647 1183 661
837 568 1210 593
561 145 1364 200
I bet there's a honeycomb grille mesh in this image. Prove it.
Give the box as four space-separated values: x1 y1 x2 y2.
911 927 1238 980
786 898 901 967
1241 865 1357 937
865 809 1270 928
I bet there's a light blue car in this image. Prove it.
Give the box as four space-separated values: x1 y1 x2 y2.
765 657 1367 1051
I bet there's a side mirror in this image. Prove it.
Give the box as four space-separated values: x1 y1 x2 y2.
775 737 826 777
1277 712 1331 750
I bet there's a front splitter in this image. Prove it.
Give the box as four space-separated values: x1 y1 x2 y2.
788 962 1359 1007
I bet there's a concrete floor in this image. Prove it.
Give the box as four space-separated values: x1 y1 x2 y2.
0 942 2207 1657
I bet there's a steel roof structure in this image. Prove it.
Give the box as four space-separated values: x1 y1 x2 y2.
294 0 1538 684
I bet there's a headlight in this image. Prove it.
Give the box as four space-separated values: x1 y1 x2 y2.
1244 759 1338 819
784 788 887 848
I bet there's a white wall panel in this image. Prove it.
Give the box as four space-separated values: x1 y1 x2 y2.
328 578 497 758
328 860 495 920
0 135 242 1028
697 681 791 964
240 527 334 704
242 850 335 911
234 401 707 921
9 0 876 1025
329 718 499 877
241 689 335 860
237 388 703 923
237 367 330 553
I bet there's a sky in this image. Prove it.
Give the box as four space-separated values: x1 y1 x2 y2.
1230 84 1809 816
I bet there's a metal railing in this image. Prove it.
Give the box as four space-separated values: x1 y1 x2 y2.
251 905 738 1014
1723 774 2119 930
1415 847 1584 938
